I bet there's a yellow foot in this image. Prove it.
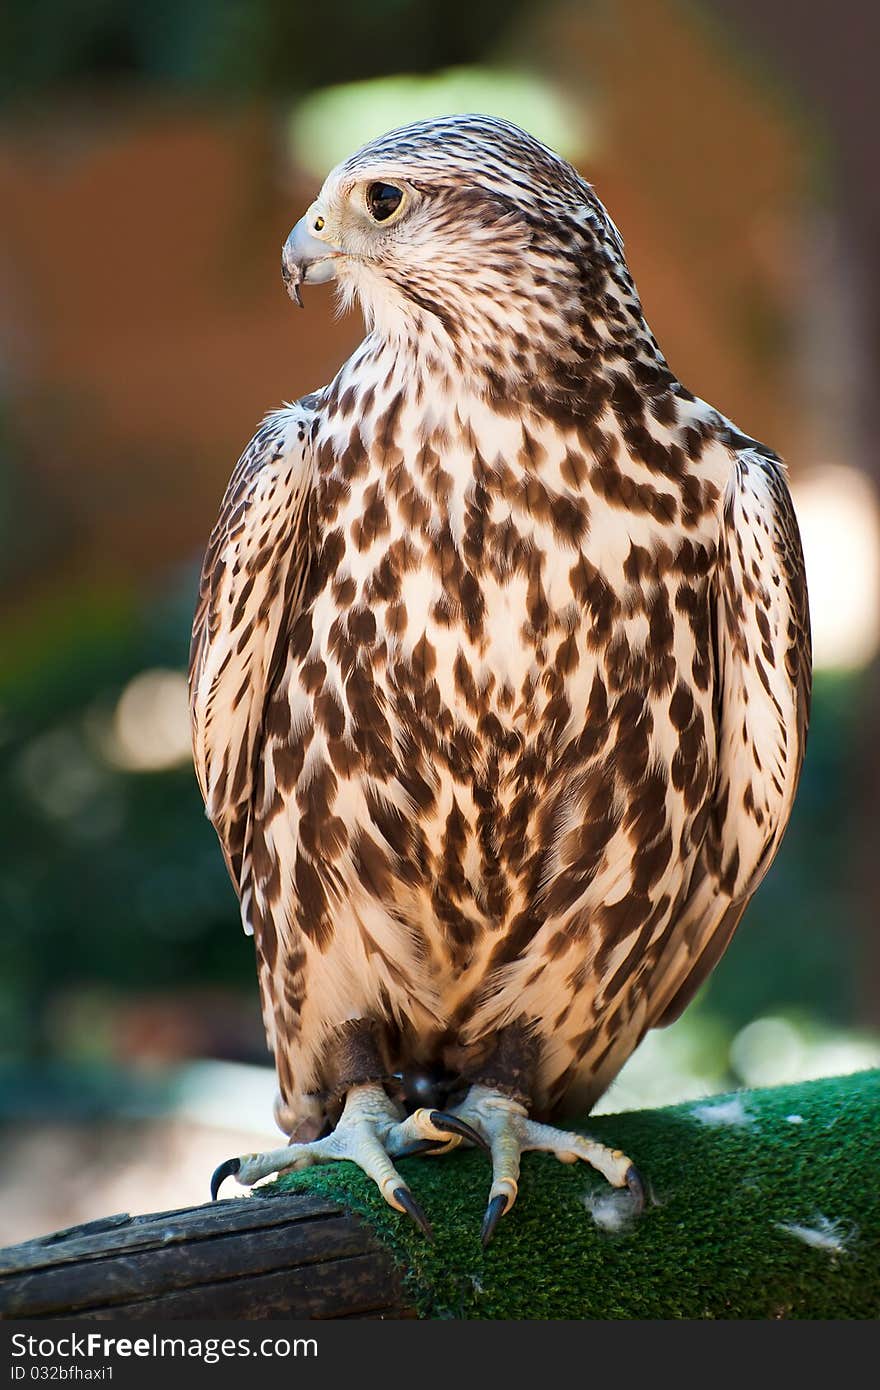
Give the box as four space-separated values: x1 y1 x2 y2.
448 1085 645 1245
209 1082 486 1239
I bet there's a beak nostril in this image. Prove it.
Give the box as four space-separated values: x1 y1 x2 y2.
282 214 339 305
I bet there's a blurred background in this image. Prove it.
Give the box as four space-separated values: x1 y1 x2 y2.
1 0 878 1245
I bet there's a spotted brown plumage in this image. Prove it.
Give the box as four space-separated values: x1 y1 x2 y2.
190 115 811 1237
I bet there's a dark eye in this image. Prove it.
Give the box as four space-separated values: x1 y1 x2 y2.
366 182 403 222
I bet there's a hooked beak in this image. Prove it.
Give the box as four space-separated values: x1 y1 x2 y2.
281 215 341 307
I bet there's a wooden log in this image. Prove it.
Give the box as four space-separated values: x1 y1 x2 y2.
0 1194 414 1320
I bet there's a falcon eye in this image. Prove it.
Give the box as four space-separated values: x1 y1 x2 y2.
366 182 404 222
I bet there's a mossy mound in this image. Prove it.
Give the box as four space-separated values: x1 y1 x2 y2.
269 1069 880 1319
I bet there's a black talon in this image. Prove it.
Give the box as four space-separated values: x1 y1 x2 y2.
625 1164 646 1214
395 1138 449 1159
429 1111 491 1153
210 1157 241 1202
481 1193 509 1247
393 1185 433 1239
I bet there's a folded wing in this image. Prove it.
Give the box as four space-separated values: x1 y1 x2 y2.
650 447 812 1027
188 401 316 931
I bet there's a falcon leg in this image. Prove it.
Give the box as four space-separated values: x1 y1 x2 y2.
210 1016 487 1235
210 1081 487 1235
448 1084 645 1245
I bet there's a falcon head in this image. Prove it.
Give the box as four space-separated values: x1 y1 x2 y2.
282 115 631 381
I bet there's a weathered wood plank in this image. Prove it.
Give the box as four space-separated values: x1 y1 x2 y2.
76 1254 406 1320
27 1214 134 1246
0 1195 342 1275
2 1215 373 1317
0 1195 413 1321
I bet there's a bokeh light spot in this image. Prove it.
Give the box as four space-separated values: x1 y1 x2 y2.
290 68 588 178
792 464 880 670
107 669 192 773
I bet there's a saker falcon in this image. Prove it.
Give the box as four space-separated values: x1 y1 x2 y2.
190 115 811 1242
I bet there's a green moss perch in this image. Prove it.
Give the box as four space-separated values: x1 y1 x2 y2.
2 1072 877 1319
271 1070 880 1319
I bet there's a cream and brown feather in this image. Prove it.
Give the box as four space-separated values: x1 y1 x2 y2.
189 115 810 1130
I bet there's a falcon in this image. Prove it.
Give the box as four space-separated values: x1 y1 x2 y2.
190 115 811 1243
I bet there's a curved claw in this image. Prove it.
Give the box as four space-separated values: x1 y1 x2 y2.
429 1111 491 1153
394 1138 450 1159
625 1163 646 1214
210 1157 241 1202
481 1193 509 1248
393 1185 433 1240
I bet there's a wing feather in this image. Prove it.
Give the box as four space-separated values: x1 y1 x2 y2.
650 447 811 1027
188 400 316 930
